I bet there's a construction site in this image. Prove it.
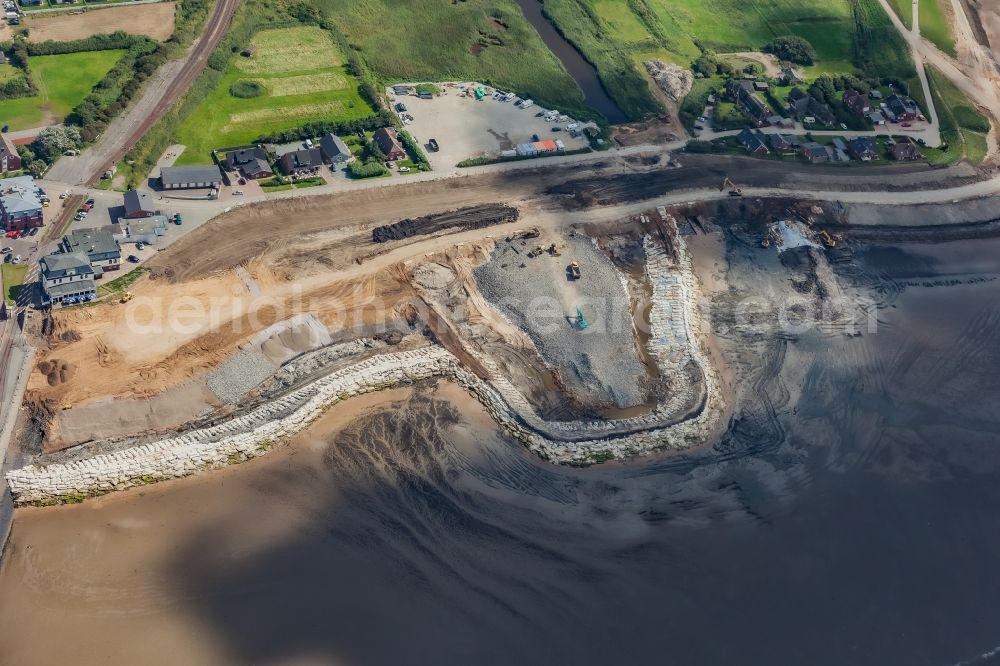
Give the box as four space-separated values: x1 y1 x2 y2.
9 148 1000 501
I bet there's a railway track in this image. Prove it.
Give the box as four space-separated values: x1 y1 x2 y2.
82 0 241 186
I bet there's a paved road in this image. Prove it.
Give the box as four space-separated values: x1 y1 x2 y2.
45 0 241 186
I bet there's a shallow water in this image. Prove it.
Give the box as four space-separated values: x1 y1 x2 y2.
2 239 1000 666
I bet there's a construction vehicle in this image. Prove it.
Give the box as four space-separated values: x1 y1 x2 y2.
567 261 581 280
120 291 134 304
545 243 561 256
506 227 540 242
721 177 743 196
575 307 589 330
527 245 545 258
818 229 836 248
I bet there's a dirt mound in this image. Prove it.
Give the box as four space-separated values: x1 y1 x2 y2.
38 359 77 386
644 60 693 102
372 204 519 243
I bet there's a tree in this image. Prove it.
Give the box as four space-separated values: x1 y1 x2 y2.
31 125 82 162
764 36 816 66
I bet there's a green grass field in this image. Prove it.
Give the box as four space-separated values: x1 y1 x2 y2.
888 0 913 29
175 26 374 164
534 0 879 118
926 66 988 164
313 0 586 115
918 0 955 55
2 263 27 306
0 50 123 130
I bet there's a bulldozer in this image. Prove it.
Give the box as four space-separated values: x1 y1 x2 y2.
120 291 134 303
567 261 581 280
721 176 743 196
506 227 540 242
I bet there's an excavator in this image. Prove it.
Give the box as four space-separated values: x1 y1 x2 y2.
506 227 540 242
721 177 743 197
575 307 589 330
567 261 581 280
818 230 836 248
120 291 134 304
545 243 561 256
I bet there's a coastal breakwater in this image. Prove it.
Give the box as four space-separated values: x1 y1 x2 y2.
6 227 723 504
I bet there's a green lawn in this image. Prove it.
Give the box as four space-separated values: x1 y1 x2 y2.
175 26 374 165
918 0 955 55
0 50 123 130
2 263 27 306
888 0 913 29
313 0 586 116
926 65 989 164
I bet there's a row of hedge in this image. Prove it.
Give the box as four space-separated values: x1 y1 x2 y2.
253 111 394 145
67 38 166 142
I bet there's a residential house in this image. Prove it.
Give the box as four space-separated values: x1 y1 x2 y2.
160 165 223 190
769 133 800 152
780 66 802 86
889 137 923 161
319 133 352 164
39 252 97 307
62 228 121 272
122 190 156 219
786 87 836 126
753 81 769 92
224 146 273 180
0 132 21 173
847 137 878 161
373 127 406 161
726 80 770 127
0 175 42 232
800 142 829 163
843 90 870 116
279 148 324 176
737 127 769 154
885 94 918 122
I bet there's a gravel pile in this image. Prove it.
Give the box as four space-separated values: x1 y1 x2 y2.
474 233 647 408
206 350 278 404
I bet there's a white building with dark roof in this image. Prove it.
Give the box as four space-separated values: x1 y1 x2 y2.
40 252 98 306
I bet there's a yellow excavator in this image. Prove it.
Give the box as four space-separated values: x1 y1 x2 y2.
721 177 743 196
120 291 134 304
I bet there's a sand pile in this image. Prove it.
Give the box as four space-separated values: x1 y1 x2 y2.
37 359 77 386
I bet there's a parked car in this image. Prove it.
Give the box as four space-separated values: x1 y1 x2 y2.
233 190 244 196
0 247 11 254
28 227 37 236
59 192 68 199
399 166 410 173
552 127 562 132
6 230 19 238
127 255 140 263
11 255 21 264
136 241 145 250
3 254 10 263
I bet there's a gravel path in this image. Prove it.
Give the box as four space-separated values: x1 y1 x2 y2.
474 232 646 408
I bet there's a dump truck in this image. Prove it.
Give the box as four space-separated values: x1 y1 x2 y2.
568 261 581 280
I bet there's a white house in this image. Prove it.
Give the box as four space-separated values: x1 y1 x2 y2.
39 252 98 306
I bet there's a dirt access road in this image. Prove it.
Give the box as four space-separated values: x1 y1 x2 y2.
45 0 240 186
